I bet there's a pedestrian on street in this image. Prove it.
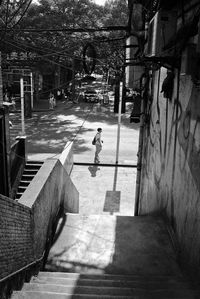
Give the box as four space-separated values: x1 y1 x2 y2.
49 92 56 110
94 128 103 164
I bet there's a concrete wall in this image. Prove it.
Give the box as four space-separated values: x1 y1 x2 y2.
139 62 200 275
0 145 79 280
59 142 74 175
19 158 79 257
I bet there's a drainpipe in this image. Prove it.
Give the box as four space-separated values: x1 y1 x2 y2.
134 73 148 216
0 53 3 107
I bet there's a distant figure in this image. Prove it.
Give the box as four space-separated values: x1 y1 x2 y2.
11 97 16 111
94 128 103 164
56 89 62 100
49 92 56 109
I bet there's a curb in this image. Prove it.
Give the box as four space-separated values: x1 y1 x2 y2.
74 162 137 168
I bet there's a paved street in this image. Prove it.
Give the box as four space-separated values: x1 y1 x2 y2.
10 96 139 164
10 96 139 216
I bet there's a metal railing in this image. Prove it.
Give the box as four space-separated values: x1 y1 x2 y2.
0 252 44 284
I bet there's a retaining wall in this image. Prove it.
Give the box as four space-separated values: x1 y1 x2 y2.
0 141 79 280
139 65 200 276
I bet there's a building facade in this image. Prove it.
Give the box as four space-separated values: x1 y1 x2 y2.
128 0 200 277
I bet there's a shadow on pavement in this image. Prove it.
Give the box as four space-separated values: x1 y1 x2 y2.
9 100 139 156
88 165 100 177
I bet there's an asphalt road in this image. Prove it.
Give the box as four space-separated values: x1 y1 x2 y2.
10 95 140 165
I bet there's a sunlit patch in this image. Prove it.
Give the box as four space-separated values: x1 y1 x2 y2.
56 114 69 121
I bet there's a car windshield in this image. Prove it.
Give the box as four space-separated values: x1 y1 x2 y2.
85 90 97 94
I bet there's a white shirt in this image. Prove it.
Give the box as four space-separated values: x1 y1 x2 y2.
95 132 102 146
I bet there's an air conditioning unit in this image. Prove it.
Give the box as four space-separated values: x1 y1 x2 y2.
145 10 177 57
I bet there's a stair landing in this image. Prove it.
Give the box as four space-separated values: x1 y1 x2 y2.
46 214 180 277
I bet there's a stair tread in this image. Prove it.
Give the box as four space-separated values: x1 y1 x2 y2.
38 271 184 279
26 161 43 164
32 277 189 288
11 290 200 299
25 281 194 294
11 291 141 299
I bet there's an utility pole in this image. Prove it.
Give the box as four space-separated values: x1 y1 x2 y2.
115 82 123 164
72 57 75 102
0 53 3 106
30 72 33 109
20 77 25 135
0 51 11 196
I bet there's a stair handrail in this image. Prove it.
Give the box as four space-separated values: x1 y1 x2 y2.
0 251 44 284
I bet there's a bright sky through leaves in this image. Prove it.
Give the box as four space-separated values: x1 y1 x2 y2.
93 0 106 5
32 0 106 6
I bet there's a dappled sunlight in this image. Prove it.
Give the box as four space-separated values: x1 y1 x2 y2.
10 100 139 158
46 214 117 273
56 114 70 121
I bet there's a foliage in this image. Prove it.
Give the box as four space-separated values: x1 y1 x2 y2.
1 0 128 77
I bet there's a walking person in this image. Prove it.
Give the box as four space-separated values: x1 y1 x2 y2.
94 128 103 164
49 92 56 110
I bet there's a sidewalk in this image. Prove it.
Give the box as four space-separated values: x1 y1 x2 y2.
10 97 139 215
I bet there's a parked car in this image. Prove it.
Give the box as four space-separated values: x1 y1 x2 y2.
84 89 99 103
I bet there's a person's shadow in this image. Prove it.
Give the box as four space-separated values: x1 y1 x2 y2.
88 165 100 177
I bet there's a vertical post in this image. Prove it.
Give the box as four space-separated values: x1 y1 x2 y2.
20 77 25 135
30 72 33 109
0 52 3 106
72 57 75 102
115 82 123 164
0 52 11 196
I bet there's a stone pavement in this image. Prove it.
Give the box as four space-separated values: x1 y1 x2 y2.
9 96 139 216
9 97 186 281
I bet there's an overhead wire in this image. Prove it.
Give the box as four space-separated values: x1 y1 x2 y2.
0 0 10 41
10 0 33 29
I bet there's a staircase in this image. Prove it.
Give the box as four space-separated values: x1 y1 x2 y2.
15 161 43 200
11 215 199 298
11 271 199 298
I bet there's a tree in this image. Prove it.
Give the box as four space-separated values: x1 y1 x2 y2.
95 0 128 77
1 0 128 79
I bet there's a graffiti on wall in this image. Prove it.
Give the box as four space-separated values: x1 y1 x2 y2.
178 84 200 194
141 69 200 218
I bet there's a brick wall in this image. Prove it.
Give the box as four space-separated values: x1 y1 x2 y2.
0 153 79 283
0 194 34 280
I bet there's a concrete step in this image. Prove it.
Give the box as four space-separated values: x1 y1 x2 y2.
20 180 32 187
25 163 43 170
15 160 43 200
32 276 189 289
26 160 43 165
11 291 139 299
15 192 23 199
38 271 184 280
17 186 27 193
21 174 35 180
35 271 187 285
11 289 200 299
23 169 39 175
22 282 154 295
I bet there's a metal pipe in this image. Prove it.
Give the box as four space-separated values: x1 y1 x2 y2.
134 72 149 216
0 252 44 284
115 82 123 164
20 77 25 135
134 97 145 215
30 72 33 109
